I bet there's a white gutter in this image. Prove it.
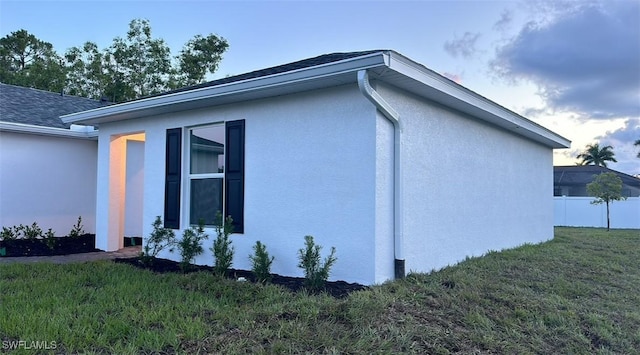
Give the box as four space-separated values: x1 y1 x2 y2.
0 121 98 139
357 69 405 279
61 52 387 125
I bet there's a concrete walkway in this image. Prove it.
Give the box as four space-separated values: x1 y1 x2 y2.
0 246 141 264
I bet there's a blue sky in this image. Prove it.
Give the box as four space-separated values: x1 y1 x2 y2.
1 0 639 174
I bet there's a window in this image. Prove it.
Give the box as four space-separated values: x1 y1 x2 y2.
189 125 225 226
164 120 245 232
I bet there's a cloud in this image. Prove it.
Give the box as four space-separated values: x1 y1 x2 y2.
442 72 462 84
598 118 640 143
444 32 481 59
492 2 640 119
493 9 513 32
597 118 640 175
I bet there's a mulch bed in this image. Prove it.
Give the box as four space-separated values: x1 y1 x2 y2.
0 234 100 257
114 256 368 298
1 234 368 298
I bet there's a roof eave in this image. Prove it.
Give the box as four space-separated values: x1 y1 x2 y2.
61 52 389 125
383 52 571 149
0 121 98 139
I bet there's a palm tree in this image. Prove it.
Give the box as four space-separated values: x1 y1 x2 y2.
576 143 617 167
635 139 640 159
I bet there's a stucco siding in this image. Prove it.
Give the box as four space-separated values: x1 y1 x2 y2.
374 112 395 283
96 84 380 284
376 82 554 273
0 131 97 236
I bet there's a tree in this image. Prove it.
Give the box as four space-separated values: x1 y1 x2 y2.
65 41 108 99
176 34 229 87
576 143 617 167
586 172 627 231
634 139 640 159
0 29 66 92
64 19 228 102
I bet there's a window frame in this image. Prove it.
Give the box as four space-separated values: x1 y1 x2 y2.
185 122 226 227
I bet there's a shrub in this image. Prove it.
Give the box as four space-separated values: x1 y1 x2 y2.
68 216 85 238
23 222 43 240
1 226 17 241
211 212 234 275
297 235 337 291
249 241 274 283
173 220 208 272
43 229 57 250
140 216 176 266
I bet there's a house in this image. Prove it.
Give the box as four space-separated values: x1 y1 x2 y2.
554 165 640 229
554 165 640 197
0 83 107 236
61 50 570 285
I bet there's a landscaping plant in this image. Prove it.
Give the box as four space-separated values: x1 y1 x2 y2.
211 212 234 275
173 220 208 272
0 226 17 241
140 216 176 266
42 228 57 250
249 241 274 283
297 235 337 291
68 216 85 238
22 222 43 240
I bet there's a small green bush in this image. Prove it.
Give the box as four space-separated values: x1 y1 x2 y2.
211 212 234 275
1 226 17 241
23 222 43 240
173 220 208 272
43 229 57 250
249 241 274 283
140 216 176 266
297 235 337 291
68 216 85 238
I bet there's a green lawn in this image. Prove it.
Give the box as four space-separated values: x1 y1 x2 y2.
1 227 639 354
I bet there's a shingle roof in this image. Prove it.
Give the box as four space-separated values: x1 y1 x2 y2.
145 50 384 99
554 165 640 187
0 83 109 128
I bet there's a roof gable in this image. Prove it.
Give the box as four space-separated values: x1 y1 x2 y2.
0 83 108 129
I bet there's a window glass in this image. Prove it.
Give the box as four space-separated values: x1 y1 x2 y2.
190 178 223 225
190 125 225 174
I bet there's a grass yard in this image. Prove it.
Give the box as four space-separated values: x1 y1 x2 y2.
1 227 639 354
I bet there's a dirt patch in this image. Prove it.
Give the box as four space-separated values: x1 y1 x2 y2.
114 256 368 298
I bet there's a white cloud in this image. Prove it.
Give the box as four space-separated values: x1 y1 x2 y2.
444 32 481 59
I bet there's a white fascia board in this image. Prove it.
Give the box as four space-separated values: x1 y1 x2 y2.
61 53 388 125
385 52 571 149
0 121 98 139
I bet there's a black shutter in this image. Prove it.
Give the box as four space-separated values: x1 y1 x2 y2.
164 128 182 229
225 120 245 233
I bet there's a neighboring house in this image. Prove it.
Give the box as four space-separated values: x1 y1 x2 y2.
554 165 640 229
554 165 640 197
0 83 107 236
62 50 570 285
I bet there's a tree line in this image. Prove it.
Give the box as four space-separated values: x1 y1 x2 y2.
0 19 228 103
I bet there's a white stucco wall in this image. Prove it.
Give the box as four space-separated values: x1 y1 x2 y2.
0 131 97 236
554 196 640 229
376 82 555 274
124 140 144 237
95 84 382 284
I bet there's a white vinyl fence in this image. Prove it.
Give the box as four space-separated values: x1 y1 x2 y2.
554 196 640 229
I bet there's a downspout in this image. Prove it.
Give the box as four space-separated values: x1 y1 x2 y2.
357 70 405 279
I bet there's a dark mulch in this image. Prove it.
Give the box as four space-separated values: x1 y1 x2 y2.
0 234 100 257
114 256 368 298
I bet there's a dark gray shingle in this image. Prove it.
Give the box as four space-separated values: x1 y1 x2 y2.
0 83 109 128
